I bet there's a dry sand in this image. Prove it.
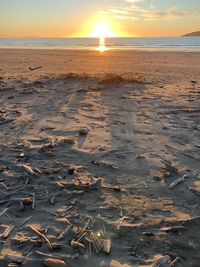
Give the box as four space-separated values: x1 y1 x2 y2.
0 49 200 267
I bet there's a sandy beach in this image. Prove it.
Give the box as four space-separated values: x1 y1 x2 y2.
0 49 200 267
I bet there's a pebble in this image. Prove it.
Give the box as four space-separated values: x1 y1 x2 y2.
79 127 89 136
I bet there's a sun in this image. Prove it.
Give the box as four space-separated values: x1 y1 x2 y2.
91 21 116 38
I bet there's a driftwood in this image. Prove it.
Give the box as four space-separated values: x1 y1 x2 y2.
28 225 53 251
1 225 15 239
169 175 188 189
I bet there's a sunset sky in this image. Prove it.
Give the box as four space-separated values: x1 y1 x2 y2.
0 0 199 37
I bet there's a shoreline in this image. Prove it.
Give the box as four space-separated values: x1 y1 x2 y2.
0 46 200 52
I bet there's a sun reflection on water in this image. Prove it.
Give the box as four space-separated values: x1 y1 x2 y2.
98 37 106 52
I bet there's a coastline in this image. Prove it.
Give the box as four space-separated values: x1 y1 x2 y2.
0 46 200 52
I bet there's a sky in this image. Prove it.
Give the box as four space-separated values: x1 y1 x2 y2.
0 0 199 37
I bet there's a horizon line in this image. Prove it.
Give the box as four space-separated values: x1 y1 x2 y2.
0 35 187 38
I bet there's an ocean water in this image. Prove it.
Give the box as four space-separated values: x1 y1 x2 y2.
0 37 200 51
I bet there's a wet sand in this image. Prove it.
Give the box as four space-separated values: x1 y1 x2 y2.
0 49 200 267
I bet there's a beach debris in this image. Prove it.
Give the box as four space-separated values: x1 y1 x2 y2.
50 195 55 205
21 164 36 175
5 254 24 264
29 66 42 71
22 196 33 206
102 238 112 254
41 167 62 174
113 186 121 192
91 160 118 169
160 226 186 233
36 251 62 259
171 257 181 266
0 165 7 172
79 127 89 136
31 192 35 209
7 263 21 267
88 232 104 254
68 165 75 175
0 207 8 217
152 255 171 267
56 177 102 191
70 239 85 253
58 225 73 240
20 196 34 211
191 80 197 84
19 152 25 158
1 225 15 239
28 225 53 251
19 216 32 229
41 140 55 151
89 177 102 190
43 258 67 267
169 174 188 189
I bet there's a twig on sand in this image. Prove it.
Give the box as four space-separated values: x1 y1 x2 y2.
1 225 15 239
169 175 188 189
29 66 42 71
36 251 62 260
19 216 32 230
58 225 72 240
22 164 36 175
0 207 8 217
28 225 53 251
31 192 35 210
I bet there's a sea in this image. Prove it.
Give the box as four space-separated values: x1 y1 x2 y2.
0 37 200 51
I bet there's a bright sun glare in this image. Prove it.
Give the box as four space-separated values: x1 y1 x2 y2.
91 20 116 52
91 21 115 38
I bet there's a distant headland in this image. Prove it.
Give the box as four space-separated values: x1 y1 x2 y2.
182 31 200 37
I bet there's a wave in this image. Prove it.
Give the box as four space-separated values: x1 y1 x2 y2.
0 37 200 51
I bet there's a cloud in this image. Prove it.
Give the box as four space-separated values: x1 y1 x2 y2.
105 0 199 22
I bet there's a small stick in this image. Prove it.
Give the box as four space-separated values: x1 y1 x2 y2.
19 216 32 229
58 225 72 240
35 251 62 259
0 208 8 217
76 232 86 243
50 195 55 205
28 225 53 251
77 217 91 239
31 192 35 210
22 164 35 175
29 66 42 71
1 225 15 239
20 200 25 211
169 178 184 189
23 178 29 189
